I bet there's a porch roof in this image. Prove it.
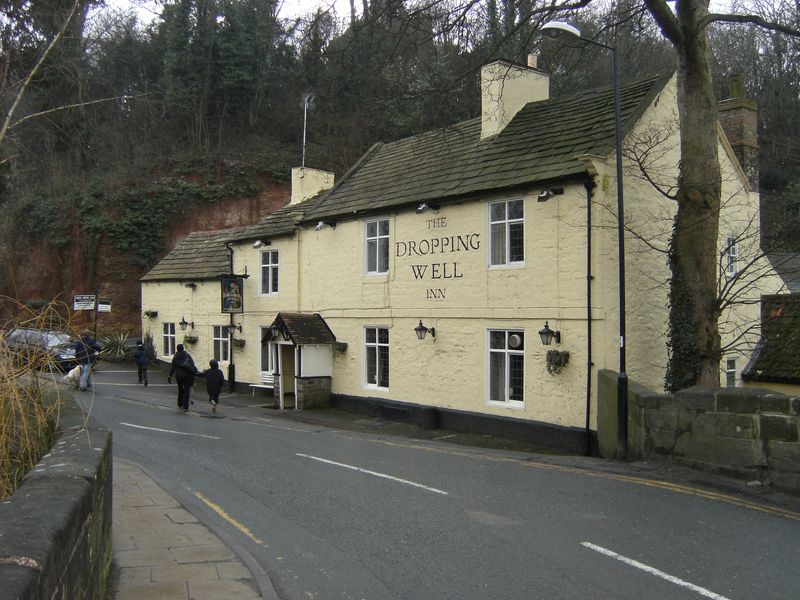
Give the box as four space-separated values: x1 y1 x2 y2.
272 312 337 345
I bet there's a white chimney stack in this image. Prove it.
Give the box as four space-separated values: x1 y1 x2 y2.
481 60 549 140
290 167 334 205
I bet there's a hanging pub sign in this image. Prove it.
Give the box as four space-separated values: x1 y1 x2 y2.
221 276 244 313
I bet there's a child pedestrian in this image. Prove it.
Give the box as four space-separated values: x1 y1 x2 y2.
133 341 148 386
200 359 225 413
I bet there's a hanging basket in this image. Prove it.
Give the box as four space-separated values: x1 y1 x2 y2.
183 334 199 344
545 350 570 375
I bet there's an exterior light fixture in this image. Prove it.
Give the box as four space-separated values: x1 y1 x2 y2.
315 221 336 231
416 203 440 214
538 321 561 346
253 240 263 248
537 188 564 202
225 324 243 335
415 320 436 340
184 282 197 288
179 317 194 331
541 19 628 458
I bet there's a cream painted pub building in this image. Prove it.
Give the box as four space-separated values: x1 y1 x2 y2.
141 60 775 452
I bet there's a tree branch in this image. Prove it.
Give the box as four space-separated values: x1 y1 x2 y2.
643 0 681 45
0 0 82 147
704 13 800 37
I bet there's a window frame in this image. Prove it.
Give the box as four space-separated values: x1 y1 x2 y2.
725 357 737 387
488 198 525 268
213 325 230 363
163 323 176 357
725 236 739 277
487 329 525 407
364 326 390 389
365 218 390 275
260 249 279 296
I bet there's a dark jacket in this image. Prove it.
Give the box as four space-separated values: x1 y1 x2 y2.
201 365 225 396
134 345 148 367
169 349 197 380
75 335 100 365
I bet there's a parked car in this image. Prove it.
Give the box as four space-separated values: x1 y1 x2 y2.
4 327 78 372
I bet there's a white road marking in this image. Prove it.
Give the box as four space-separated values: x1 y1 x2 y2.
119 422 221 440
296 453 448 495
581 542 731 600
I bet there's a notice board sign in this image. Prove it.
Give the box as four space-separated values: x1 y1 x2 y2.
221 277 244 313
74 294 96 311
98 299 111 313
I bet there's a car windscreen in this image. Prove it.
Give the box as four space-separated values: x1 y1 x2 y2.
42 333 73 348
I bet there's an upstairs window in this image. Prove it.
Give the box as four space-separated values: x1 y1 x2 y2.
260 250 279 295
366 218 389 274
489 199 524 266
163 323 176 356
725 236 739 277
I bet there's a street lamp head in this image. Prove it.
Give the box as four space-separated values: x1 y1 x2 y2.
540 21 582 40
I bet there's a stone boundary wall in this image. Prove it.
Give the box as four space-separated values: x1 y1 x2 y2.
597 370 800 494
0 392 113 600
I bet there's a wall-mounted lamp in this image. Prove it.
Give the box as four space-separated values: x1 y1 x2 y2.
144 310 158 318
179 316 195 331
253 240 272 248
537 188 564 202
415 319 436 340
225 324 243 335
184 282 197 288
538 321 561 345
416 202 440 214
315 221 336 231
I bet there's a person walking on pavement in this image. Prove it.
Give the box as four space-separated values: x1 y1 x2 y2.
168 344 197 412
199 359 225 413
75 330 101 391
133 340 148 386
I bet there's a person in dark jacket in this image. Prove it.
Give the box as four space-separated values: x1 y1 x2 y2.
168 344 197 412
75 331 101 391
133 341 148 386
199 359 225 413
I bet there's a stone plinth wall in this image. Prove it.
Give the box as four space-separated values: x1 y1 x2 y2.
598 370 800 494
297 376 332 409
0 393 113 600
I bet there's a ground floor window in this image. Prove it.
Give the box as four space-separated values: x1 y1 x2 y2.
163 323 176 356
213 326 230 362
365 327 389 388
725 357 737 387
488 330 524 405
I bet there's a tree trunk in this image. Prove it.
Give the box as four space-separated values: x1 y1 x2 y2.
665 0 723 390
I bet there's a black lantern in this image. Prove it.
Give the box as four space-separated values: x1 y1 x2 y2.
179 317 194 331
538 321 561 346
415 320 436 340
225 324 242 335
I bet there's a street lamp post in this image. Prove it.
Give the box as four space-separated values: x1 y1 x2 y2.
541 21 628 458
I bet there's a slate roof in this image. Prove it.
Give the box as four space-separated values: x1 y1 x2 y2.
302 72 672 223
225 200 309 243
742 294 800 384
768 253 800 293
141 229 246 282
272 312 337 345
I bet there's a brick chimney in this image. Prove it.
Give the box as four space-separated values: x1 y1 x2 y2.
291 167 334 205
718 75 759 191
481 57 549 140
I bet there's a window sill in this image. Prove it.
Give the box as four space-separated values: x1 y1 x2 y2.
486 400 525 410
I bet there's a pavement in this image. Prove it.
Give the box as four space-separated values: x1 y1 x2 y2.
97 362 800 600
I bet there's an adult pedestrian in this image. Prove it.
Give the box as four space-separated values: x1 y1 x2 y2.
75 331 101 392
133 341 148 386
199 359 225 413
168 344 197 412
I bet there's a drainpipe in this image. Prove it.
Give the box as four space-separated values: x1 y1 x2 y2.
224 242 236 392
584 179 596 456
